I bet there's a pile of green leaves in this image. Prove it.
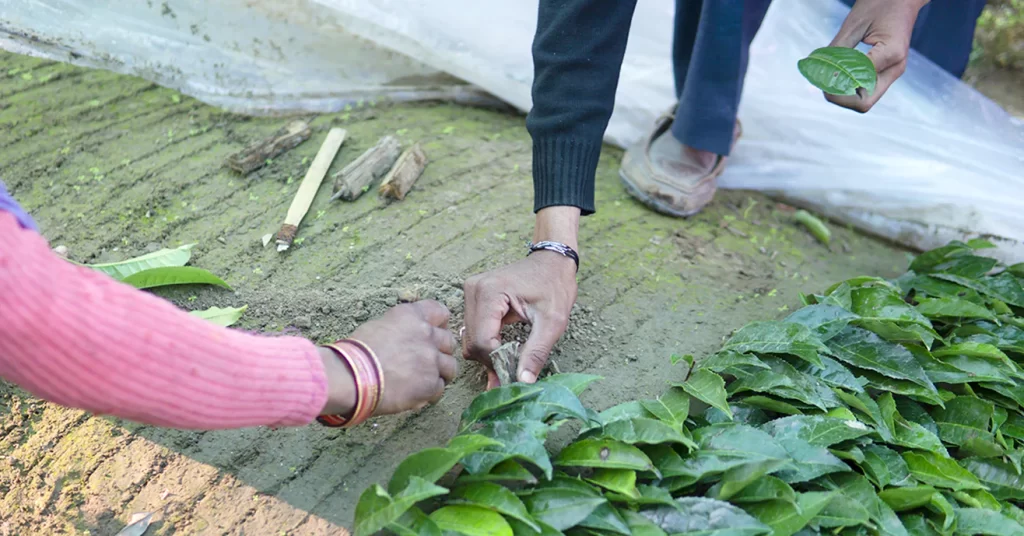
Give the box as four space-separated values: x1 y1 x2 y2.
84 243 246 327
354 240 1024 536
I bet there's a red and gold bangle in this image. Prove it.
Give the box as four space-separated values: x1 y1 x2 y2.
316 339 384 428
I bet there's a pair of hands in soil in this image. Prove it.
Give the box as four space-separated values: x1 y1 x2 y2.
323 0 929 418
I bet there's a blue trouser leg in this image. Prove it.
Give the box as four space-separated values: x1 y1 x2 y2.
670 0 773 156
838 0 985 78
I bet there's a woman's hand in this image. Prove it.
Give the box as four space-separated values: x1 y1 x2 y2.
321 300 458 417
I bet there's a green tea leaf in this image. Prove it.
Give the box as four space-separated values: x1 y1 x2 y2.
878 486 937 512
954 508 1024 536
578 501 631 535
677 369 732 419
595 401 655 426
507 518 562 536
88 243 194 280
721 321 829 367
818 473 911 536
389 507 442 536
461 420 553 479
640 387 691 426
722 476 797 506
933 272 1024 308
933 255 999 279
700 351 771 374
910 242 974 274
797 46 877 96
790 355 865 393
834 389 893 441
456 459 538 486
860 444 913 488
521 487 606 531
389 447 467 494
902 451 986 491
539 373 603 396
461 384 544 428
353 477 449 536
622 510 670 536
587 417 697 449
934 342 1016 371
744 491 835 536
961 458 1024 500
878 393 947 454
954 489 1002 511
857 368 946 407
773 436 851 484
189 305 247 327
849 285 939 346
785 304 859 342
827 327 936 393
493 383 591 424
642 497 772 536
738 395 804 416
760 415 872 448
715 459 789 501
915 296 997 321
121 266 230 290
643 444 689 479
813 492 872 529
930 396 994 447
429 504 513 536
585 469 639 499
555 438 655 473
452 482 539 532
729 357 841 412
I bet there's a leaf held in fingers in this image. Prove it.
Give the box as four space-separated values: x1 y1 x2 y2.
189 305 247 327
87 243 194 280
451 482 539 532
677 369 732 419
121 266 231 290
428 504 513 536
798 46 877 96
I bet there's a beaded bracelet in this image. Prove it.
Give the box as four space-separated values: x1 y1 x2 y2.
317 339 384 428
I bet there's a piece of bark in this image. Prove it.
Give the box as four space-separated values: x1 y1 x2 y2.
275 128 347 252
330 136 401 202
489 342 520 387
378 144 427 200
227 120 311 174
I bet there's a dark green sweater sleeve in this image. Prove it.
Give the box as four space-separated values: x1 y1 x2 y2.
527 0 638 215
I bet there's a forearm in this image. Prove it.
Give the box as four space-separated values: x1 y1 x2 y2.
0 213 331 430
527 0 637 215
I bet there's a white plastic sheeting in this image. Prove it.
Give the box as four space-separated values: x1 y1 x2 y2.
3 0 1022 259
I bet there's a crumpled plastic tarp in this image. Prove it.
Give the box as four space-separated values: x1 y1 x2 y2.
3 0 1023 260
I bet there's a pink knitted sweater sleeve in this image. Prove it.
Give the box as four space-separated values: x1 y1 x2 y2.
0 212 327 429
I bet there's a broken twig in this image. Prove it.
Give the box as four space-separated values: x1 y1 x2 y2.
330 136 401 202
226 120 311 174
489 342 520 387
378 144 427 201
275 128 347 252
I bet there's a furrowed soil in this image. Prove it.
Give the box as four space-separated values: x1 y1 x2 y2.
0 51 1012 534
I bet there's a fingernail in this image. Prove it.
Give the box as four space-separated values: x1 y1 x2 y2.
519 370 537 384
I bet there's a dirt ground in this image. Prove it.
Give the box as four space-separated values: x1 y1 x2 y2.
0 49 1015 535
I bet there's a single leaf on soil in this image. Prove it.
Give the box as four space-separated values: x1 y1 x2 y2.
121 266 231 290
461 384 544 428
521 487 606 531
721 321 829 367
587 417 697 449
954 508 1024 536
827 326 936 393
539 373 602 396
915 296 996 321
760 415 872 448
677 369 732 419
722 476 797 506
189 305 247 327
902 451 985 491
88 243 194 280
961 458 1024 500
555 438 655 473
785 304 859 342
877 486 937 512
642 497 772 536
798 46 877 96
452 482 539 532
585 469 639 499
354 477 450 536
429 504 513 536
744 491 835 536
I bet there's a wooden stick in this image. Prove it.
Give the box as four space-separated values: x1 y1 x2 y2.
226 120 311 174
275 128 347 252
330 136 402 202
378 143 427 201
